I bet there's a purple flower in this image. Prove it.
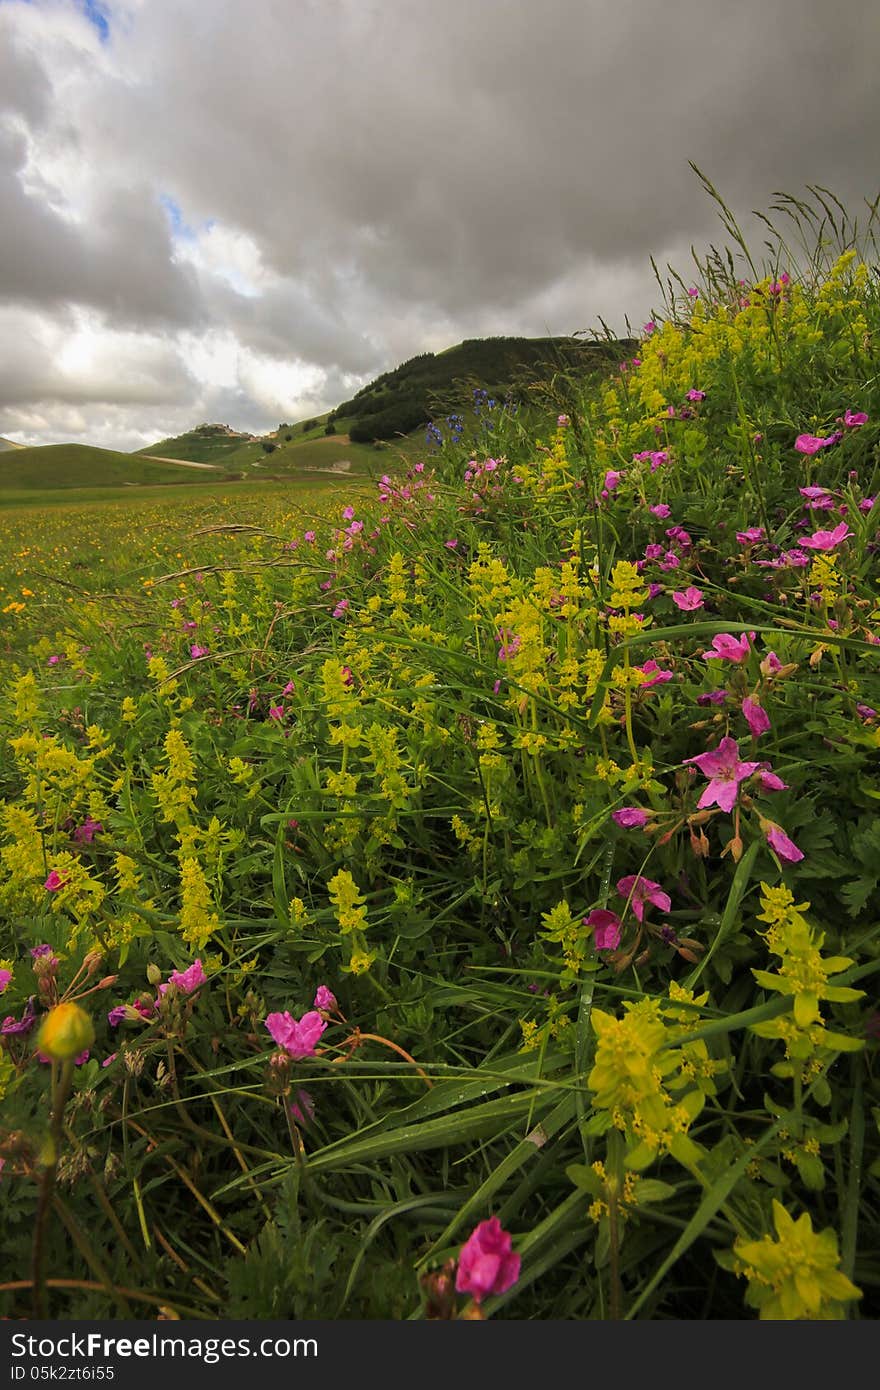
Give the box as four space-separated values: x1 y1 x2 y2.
844 410 868 428
756 763 789 793
685 736 759 813
455 1217 520 1304
616 875 671 922
736 527 765 545
265 1009 327 1060
290 1089 316 1125
697 689 728 706
314 985 337 1012
742 697 771 739
649 503 671 519
585 909 622 950
637 659 673 687
43 870 68 892
0 969 11 995
1 996 37 1036
73 818 103 844
190 644 209 659
686 389 706 402
611 808 649 829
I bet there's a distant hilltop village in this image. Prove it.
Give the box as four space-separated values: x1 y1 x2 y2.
193 423 257 439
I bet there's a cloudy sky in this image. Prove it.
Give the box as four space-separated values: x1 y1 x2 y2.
1 0 878 450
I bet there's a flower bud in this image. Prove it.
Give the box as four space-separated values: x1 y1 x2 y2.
146 963 162 985
36 1002 95 1061
83 950 104 976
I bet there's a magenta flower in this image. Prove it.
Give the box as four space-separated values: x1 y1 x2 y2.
158 960 207 998
269 704 284 720
736 527 765 544
649 503 671 519
611 808 649 829
603 469 623 492
1 997 37 1036
697 689 728 706
73 818 103 844
290 1089 316 1125
643 321 657 334
585 909 622 950
455 1217 520 1304
444 538 459 549
686 389 706 401
799 522 852 551
764 823 804 863
637 659 673 687
756 763 789 792
0 969 11 995
844 410 868 428
265 1009 327 1060
702 632 755 663
686 736 759 813
616 875 671 922
314 985 337 1012
37 1049 89 1066
43 870 68 892
672 586 704 611
557 413 570 426
190 644 209 659
794 433 840 455
742 696 771 739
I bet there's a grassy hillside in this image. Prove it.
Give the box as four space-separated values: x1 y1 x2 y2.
332 334 635 442
135 422 264 465
0 436 24 452
0 442 232 492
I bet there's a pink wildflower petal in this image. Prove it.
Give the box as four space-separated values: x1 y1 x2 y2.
611 808 649 829
585 910 622 951
765 824 804 863
455 1217 520 1304
671 586 704 611
742 696 771 739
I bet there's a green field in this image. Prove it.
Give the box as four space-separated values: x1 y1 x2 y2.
0 442 237 493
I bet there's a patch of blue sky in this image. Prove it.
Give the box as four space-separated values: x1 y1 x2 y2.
159 194 198 243
0 1 110 42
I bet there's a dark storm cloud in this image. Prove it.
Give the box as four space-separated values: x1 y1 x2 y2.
1 0 878 447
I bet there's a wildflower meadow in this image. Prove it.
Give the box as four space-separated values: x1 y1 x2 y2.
1 190 879 1321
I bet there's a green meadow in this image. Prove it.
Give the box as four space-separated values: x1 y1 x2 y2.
1 194 879 1322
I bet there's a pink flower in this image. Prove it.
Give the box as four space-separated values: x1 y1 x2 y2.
736 527 765 544
702 632 755 663
603 469 623 492
794 433 840 455
158 960 207 998
649 503 671 519
686 389 706 402
611 808 649 829
697 689 728 706
585 909 622 950
742 696 771 739
265 1009 327 1060
43 871 68 892
37 1049 89 1066
190 644 209 659
290 1089 316 1125
764 823 804 863
281 680 295 695
756 763 789 792
455 1217 520 1304
687 287 699 298
686 736 759 813
269 704 284 720
844 410 868 428
332 599 350 618
0 969 11 995
102 1053 117 1068
643 321 657 335
303 530 316 543
799 522 852 551
616 875 671 922
314 985 337 1012
637 659 673 688
444 538 459 549
672 586 704 611
557 414 570 426
73 818 103 844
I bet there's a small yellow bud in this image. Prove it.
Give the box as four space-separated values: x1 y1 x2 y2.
146 963 162 985
36 1002 95 1061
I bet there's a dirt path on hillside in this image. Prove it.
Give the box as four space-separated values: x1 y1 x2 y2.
139 455 222 470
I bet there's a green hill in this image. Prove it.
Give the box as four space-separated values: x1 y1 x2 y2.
0 436 24 452
330 334 635 442
135 422 264 466
0 442 231 492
